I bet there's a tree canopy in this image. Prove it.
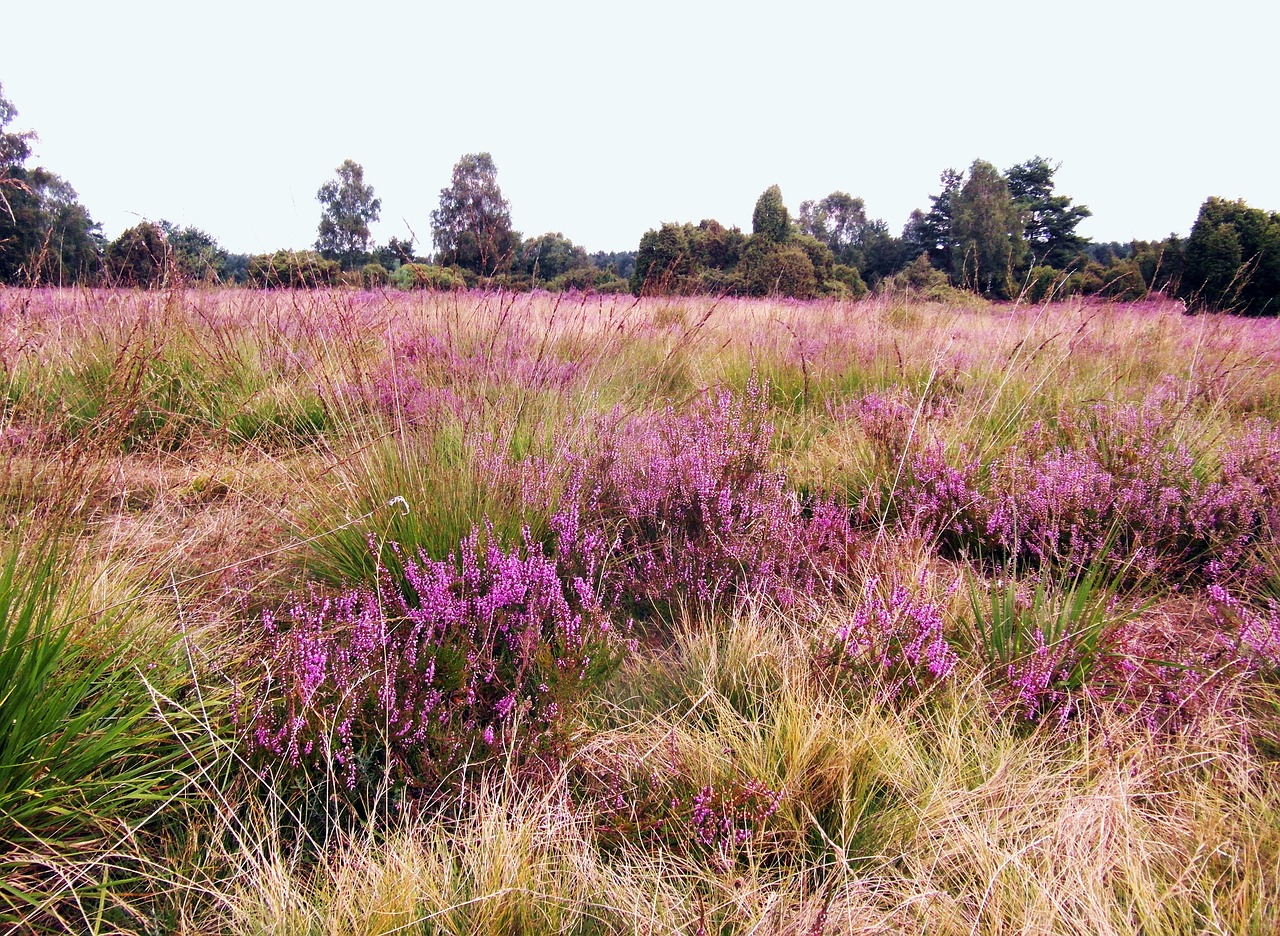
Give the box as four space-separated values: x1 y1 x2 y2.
0 82 101 284
315 159 381 270
1179 197 1280 315
431 153 519 276
1006 156 1091 269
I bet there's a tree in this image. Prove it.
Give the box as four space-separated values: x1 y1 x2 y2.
751 185 790 243
1006 156 1091 269
1180 197 1280 315
949 160 1027 298
373 236 418 270
0 83 101 284
516 232 590 282
431 153 519 276
906 169 963 273
315 159 381 270
798 191 868 264
105 222 170 287
161 221 229 283
632 222 695 295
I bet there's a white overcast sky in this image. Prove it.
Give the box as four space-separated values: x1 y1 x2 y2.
4 0 1277 255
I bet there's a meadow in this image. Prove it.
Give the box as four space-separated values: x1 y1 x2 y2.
1 285 1279 934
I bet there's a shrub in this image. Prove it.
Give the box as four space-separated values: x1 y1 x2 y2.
360 262 390 287
829 263 868 299
391 262 466 291
242 527 628 797
742 239 818 299
554 380 856 616
247 250 340 288
822 575 959 700
1098 260 1149 301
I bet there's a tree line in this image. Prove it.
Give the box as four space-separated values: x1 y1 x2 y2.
1 82 1276 314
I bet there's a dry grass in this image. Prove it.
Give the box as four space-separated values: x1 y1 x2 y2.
2 286 1278 933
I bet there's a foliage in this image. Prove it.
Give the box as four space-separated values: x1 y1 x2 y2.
741 237 819 299
1006 156 1091 269
632 222 695 295
247 249 339 287
105 221 171 287
0 533 211 922
315 159 381 270
390 262 465 291
949 159 1027 299
798 191 868 265
1097 259 1148 301
751 184 791 243
371 235 418 270
161 221 230 283
824 575 959 699
360 262 390 287
554 380 855 615
515 231 591 282
243 526 627 795
0 84 101 285
907 168 963 273
1180 196 1280 315
590 248 637 280
431 152 519 275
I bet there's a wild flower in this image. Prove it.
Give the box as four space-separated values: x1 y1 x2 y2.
554 378 857 615
825 575 959 699
242 525 627 794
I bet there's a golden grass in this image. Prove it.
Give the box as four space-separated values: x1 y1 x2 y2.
3 286 1279 933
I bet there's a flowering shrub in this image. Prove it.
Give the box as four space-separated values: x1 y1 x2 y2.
889 395 1280 582
1209 586 1280 672
823 575 959 699
242 527 627 794
557 379 857 614
970 571 1280 730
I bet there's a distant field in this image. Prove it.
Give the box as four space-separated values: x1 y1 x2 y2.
2 287 1279 934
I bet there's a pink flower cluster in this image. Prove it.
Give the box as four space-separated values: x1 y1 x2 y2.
554 378 856 614
242 526 626 791
825 575 959 698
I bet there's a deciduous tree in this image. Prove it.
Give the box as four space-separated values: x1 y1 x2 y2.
0 83 101 284
315 159 381 270
431 153 519 276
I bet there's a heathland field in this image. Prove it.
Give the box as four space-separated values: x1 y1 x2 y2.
2 286 1279 934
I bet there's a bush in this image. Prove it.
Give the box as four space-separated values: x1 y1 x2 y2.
828 263 869 299
247 250 340 288
554 380 855 616
1098 260 1149 301
243 527 627 797
391 262 467 291
1024 265 1065 302
104 222 171 287
742 239 818 299
361 262 391 287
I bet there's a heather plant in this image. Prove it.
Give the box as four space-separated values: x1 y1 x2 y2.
242 525 627 802
969 563 1133 722
554 379 857 617
573 724 785 871
821 574 959 701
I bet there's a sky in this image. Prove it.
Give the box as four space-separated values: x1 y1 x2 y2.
4 0 1278 256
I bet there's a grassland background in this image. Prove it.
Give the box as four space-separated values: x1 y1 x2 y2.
1 286 1278 934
